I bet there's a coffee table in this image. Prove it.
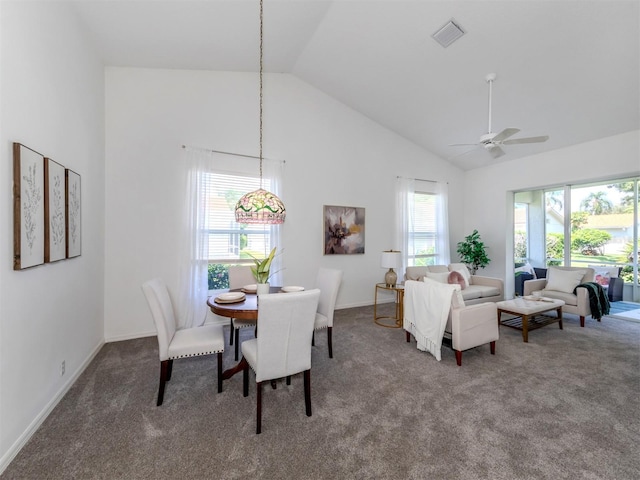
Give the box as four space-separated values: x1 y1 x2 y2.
496 296 565 343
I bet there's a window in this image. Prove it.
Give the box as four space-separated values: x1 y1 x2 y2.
204 172 273 289
409 191 438 266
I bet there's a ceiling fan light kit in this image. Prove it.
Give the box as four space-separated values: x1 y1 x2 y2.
450 73 549 159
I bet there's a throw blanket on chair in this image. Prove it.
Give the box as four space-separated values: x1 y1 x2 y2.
574 282 611 320
404 279 459 361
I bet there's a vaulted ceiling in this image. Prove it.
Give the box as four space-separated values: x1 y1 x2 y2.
74 0 639 171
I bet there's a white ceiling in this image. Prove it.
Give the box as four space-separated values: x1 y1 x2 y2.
73 0 640 171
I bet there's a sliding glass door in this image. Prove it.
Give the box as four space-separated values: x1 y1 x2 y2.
515 177 639 302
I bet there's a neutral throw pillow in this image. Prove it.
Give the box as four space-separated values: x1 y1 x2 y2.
448 263 471 288
448 271 466 290
545 268 586 294
424 271 450 284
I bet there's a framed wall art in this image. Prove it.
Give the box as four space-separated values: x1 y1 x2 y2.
44 158 66 263
13 143 45 270
65 169 81 258
323 205 365 255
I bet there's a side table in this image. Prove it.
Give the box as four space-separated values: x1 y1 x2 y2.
374 283 404 328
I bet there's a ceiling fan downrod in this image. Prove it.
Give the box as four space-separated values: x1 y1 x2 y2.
486 72 496 135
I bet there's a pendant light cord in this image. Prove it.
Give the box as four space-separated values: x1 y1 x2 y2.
259 0 264 188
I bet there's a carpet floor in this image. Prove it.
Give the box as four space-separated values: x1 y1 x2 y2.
2 305 639 480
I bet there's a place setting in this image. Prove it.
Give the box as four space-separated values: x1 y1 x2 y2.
214 291 246 304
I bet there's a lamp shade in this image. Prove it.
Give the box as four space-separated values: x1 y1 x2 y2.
235 188 286 224
381 251 401 269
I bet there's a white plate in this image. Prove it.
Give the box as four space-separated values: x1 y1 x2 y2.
241 284 257 293
281 286 305 293
217 292 246 301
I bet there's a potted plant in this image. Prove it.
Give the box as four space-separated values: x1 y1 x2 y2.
249 247 277 294
456 229 490 275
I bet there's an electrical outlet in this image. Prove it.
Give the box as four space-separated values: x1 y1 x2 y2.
60 360 65 376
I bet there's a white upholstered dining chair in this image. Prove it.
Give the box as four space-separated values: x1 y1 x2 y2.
228 265 256 360
142 278 225 406
241 289 321 434
313 268 343 358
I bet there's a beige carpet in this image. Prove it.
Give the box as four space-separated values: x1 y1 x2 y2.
2 305 639 480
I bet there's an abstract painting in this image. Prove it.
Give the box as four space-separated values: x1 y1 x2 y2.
323 205 365 255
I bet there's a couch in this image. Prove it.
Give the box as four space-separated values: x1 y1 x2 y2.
404 263 504 305
523 266 595 327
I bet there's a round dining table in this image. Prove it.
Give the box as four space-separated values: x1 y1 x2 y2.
207 286 282 380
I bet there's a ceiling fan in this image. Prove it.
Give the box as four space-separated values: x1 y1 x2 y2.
450 73 549 159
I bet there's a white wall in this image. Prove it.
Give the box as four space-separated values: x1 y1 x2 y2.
464 130 640 298
104 67 466 341
0 1 105 470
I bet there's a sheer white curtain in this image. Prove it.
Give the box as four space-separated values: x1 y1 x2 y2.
262 158 284 287
395 177 414 280
178 147 215 328
178 147 285 328
394 177 450 274
434 181 451 264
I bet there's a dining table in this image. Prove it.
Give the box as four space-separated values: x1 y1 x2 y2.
207 286 282 380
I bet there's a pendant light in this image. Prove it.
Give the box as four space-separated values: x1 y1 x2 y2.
235 0 286 224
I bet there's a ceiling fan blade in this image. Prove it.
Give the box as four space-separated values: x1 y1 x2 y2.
448 143 480 147
487 145 505 159
491 128 520 143
503 135 549 145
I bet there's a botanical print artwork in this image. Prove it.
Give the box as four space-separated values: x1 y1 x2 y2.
13 143 45 270
66 169 81 258
323 205 365 255
23 163 42 252
45 158 66 262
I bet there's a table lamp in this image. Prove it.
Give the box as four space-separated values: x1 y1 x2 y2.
381 250 401 287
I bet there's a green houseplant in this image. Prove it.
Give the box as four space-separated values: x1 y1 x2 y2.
456 229 490 275
249 247 277 284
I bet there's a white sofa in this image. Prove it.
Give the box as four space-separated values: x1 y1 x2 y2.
524 266 595 327
404 264 504 305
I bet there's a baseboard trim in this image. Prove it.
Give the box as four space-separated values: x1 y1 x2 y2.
0 340 104 475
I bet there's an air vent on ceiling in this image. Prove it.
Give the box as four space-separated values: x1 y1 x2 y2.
432 19 465 48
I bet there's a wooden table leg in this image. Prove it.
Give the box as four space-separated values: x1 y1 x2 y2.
222 357 247 380
557 307 563 330
522 314 529 343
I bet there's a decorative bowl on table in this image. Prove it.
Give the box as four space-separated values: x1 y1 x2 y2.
281 286 305 293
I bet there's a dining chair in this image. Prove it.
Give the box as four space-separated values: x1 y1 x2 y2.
142 278 225 406
241 289 321 434
228 265 256 360
313 268 343 358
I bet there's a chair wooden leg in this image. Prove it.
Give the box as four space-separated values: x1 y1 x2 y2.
217 352 223 393
327 326 333 358
406 331 410 343
312 331 315 346
303 370 312 417
286 375 291 385
166 359 173 381
455 350 462 366
229 319 234 345
242 359 249 397
256 381 263 434
490 341 496 355
157 360 170 406
234 329 240 361
580 316 585 327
